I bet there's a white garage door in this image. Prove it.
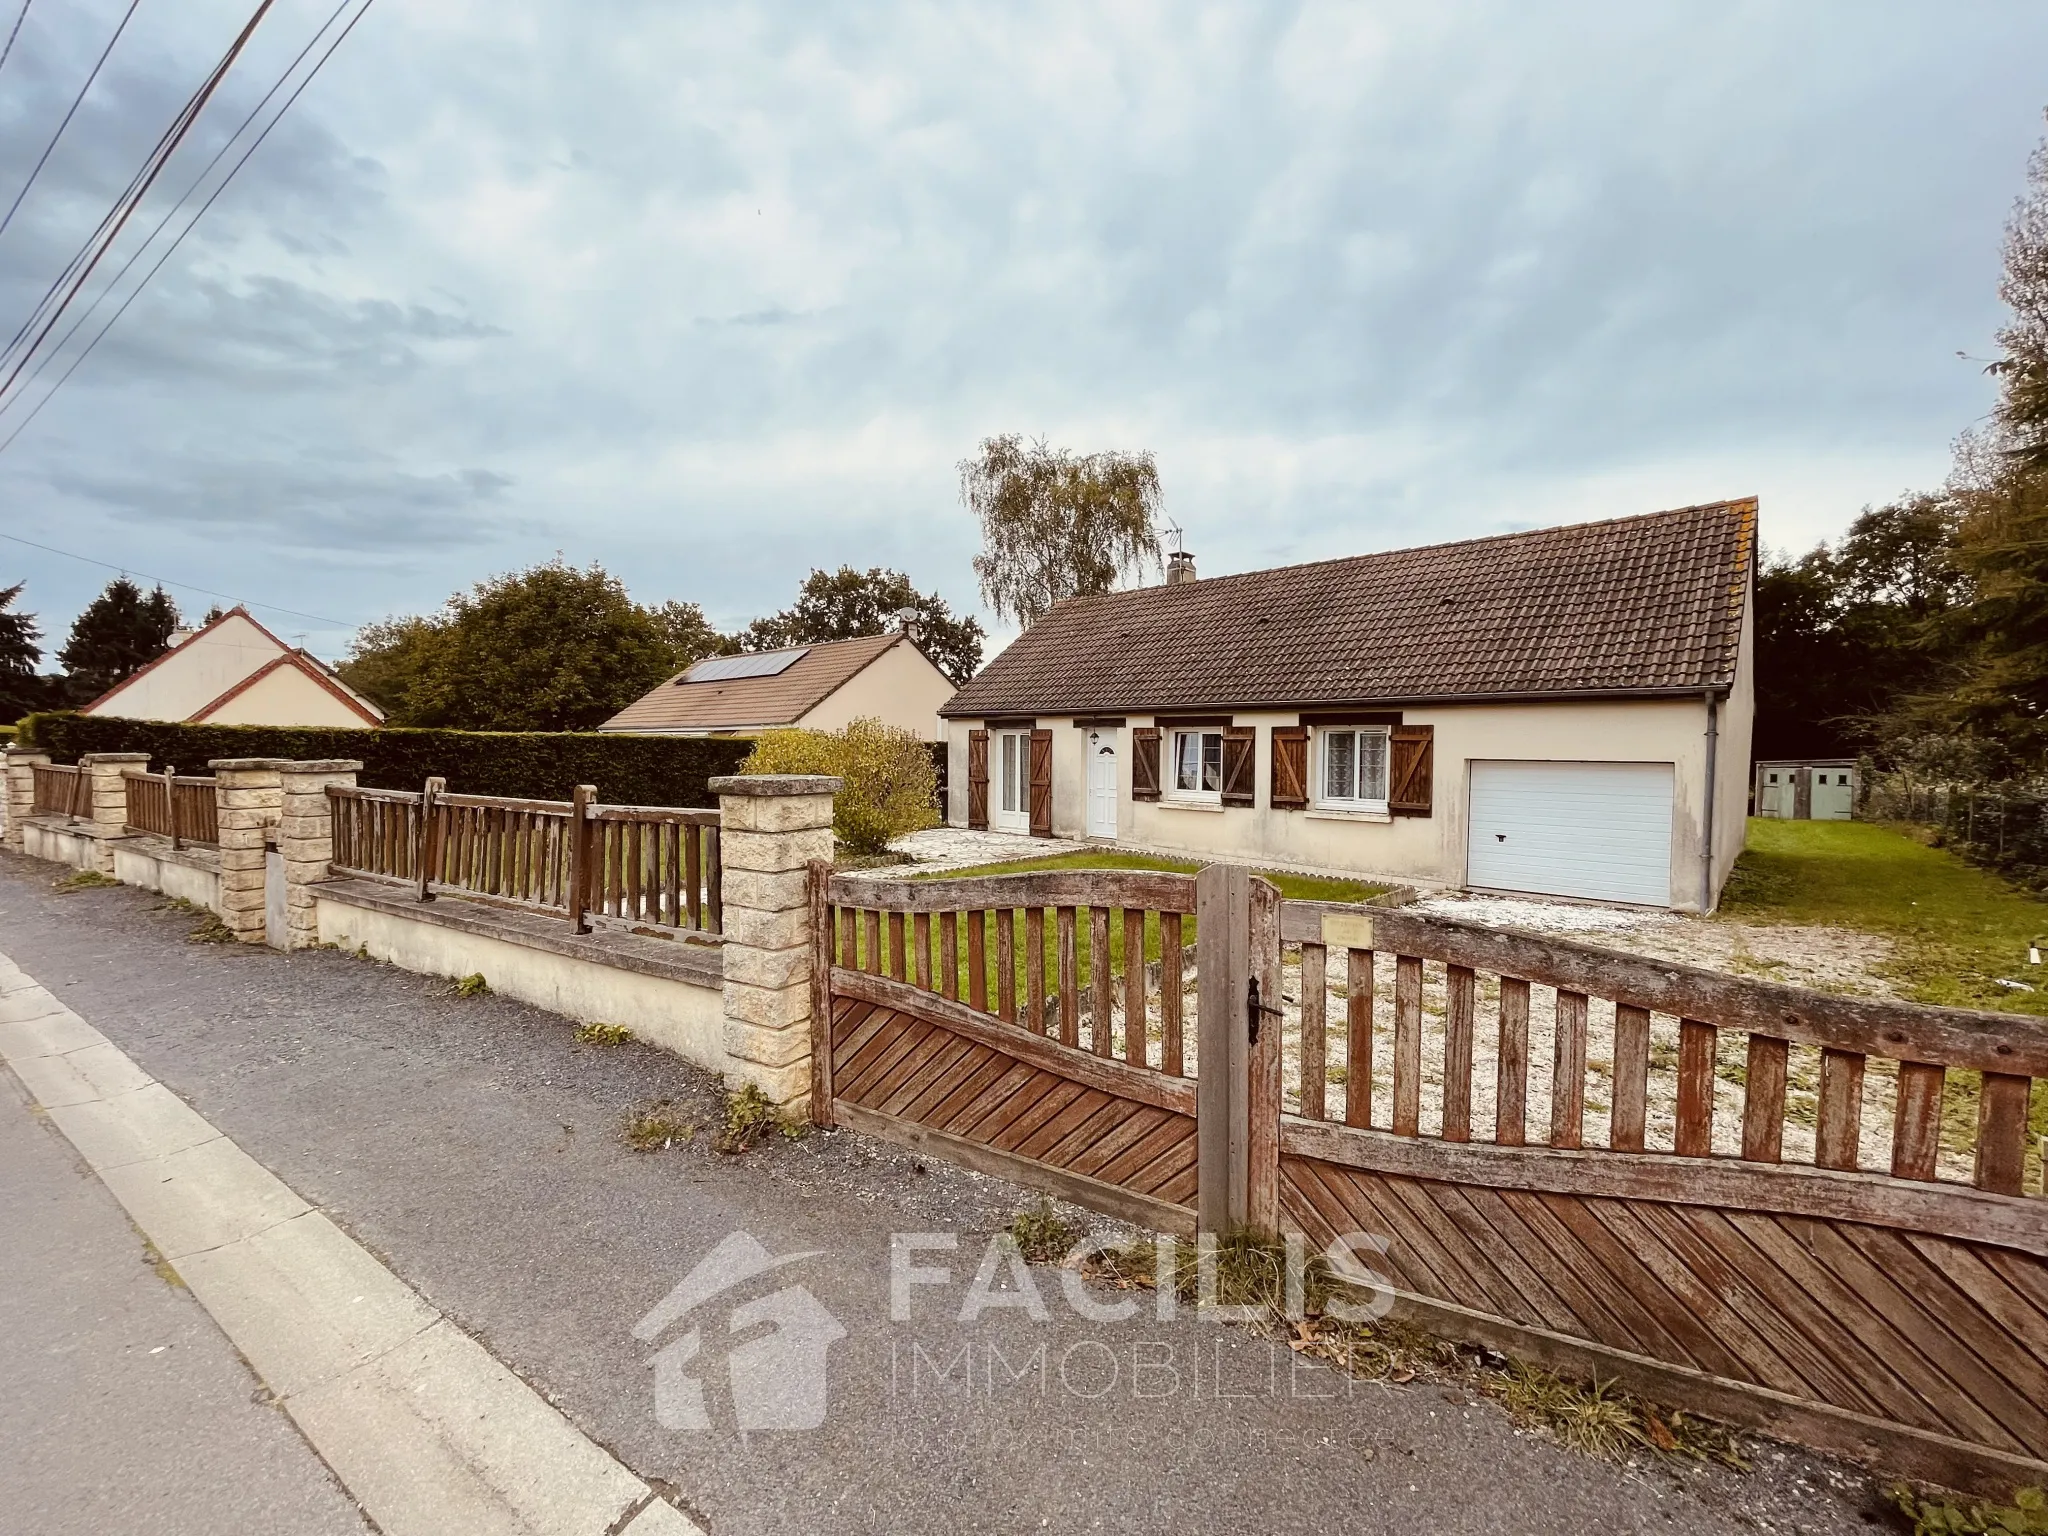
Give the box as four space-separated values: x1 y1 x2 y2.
1467 761 1674 907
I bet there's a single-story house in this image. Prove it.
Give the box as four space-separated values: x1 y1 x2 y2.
938 499 1757 912
1754 759 1857 821
84 607 383 728
602 632 954 740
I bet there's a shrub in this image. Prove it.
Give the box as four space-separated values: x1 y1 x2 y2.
740 716 939 855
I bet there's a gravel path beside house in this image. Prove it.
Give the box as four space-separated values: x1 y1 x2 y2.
0 851 1887 1535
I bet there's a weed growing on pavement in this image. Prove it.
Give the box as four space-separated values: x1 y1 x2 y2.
1891 1483 2047 1535
188 913 236 944
141 1240 185 1290
623 1101 697 1151
156 896 205 915
715 1083 795 1154
452 972 490 998
1008 1198 1082 1263
575 1021 634 1046
54 869 119 891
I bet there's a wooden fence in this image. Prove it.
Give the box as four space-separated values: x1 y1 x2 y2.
327 782 721 938
121 770 218 847
812 865 2048 1493
30 763 86 818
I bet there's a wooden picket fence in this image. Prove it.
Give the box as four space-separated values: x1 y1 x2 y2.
30 763 85 818
121 770 219 847
327 781 721 938
812 864 2048 1493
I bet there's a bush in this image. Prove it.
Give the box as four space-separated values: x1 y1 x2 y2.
17 712 750 806
741 716 939 854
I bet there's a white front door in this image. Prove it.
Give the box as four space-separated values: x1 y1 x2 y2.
994 730 1031 834
1086 730 1118 839
1467 760 1675 907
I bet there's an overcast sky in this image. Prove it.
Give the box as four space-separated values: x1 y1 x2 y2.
1 1 2045 663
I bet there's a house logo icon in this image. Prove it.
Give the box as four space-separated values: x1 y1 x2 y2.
634 1231 846 1433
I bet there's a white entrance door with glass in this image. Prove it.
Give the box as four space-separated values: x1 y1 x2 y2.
994 729 1032 833
1086 730 1118 839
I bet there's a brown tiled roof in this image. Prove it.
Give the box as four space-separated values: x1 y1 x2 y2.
940 500 1756 719
602 632 905 732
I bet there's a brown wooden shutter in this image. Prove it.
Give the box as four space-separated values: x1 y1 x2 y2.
967 730 989 829
1028 729 1054 836
1270 726 1308 810
1220 726 1256 808
1389 724 1434 816
1130 727 1161 802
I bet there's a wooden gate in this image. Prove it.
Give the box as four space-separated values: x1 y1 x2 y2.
1270 898 2048 1494
813 867 1207 1232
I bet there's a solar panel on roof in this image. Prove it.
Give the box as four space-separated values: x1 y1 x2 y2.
681 648 808 684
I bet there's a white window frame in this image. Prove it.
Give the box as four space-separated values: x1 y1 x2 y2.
1166 728 1224 804
995 729 1031 830
1315 726 1391 813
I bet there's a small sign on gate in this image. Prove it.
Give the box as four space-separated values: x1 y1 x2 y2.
1319 911 1374 950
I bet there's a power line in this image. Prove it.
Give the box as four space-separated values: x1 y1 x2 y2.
0 0 356 412
0 0 374 445
0 0 142 246
0 0 32 81
0 531 360 629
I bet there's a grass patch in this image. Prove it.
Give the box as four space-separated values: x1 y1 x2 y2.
1008 1198 1083 1263
715 1083 798 1154
913 849 1390 905
54 868 119 891
622 1101 696 1151
452 972 489 998
187 913 236 944
1890 1483 2047 1535
575 1021 634 1047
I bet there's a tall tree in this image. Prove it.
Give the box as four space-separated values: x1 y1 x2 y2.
742 566 984 684
962 434 1163 628
336 561 682 731
57 578 178 699
0 582 49 722
649 599 739 674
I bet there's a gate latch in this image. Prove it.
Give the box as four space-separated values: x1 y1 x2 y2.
1246 976 1283 1045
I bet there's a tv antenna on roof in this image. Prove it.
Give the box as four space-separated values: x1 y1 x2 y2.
1161 518 1185 556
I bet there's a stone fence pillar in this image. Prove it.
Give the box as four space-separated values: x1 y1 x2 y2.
209 759 285 944
710 774 840 1114
278 760 360 950
81 752 150 872
2 747 50 852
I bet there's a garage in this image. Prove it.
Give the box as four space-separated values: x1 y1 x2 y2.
1467 761 1675 907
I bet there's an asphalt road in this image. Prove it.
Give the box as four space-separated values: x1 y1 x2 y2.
0 851 1887 1535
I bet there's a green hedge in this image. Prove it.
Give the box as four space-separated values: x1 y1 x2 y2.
17 713 751 807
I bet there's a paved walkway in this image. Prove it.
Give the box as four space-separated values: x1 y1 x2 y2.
0 852 1878 1535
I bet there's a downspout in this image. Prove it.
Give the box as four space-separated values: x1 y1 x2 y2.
1700 690 1721 914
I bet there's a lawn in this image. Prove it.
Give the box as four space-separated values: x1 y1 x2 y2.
1719 817 2048 1017
908 849 1391 905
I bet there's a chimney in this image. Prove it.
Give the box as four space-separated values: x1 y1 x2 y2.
1166 550 1197 586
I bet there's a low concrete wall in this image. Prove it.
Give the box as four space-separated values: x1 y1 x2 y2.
22 820 105 872
314 883 727 1075
111 838 223 914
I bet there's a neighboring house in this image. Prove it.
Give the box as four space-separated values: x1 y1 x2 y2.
939 500 1757 912
83 608 383 728
1754 759 1857 821
601 632 954 740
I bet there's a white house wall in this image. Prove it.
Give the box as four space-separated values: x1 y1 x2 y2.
202 664 373 729
88 613 285 721
1710 564 1757 901
795 639 954 741
946 694 1741 911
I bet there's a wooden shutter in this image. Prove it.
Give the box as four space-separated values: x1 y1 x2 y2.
1389 724 1434 816
1270 726 1308 810
1221 726 1256 808
1131 727 1161 801
1028 729 1054 836
967 730 989 829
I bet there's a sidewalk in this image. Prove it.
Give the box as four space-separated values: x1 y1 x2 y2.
0 851 1880 1535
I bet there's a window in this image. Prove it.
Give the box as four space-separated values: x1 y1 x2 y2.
1318 727 1389 810
999 731 1027 815
1170 730 1223 798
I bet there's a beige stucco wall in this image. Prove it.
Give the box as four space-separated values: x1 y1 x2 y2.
111 843 223 913
945 692 1747 911
202 662 375 728
1710 564 1758 904
315 894 728 1070
21 821 100 871
86 613 285 721
796 638 954 741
